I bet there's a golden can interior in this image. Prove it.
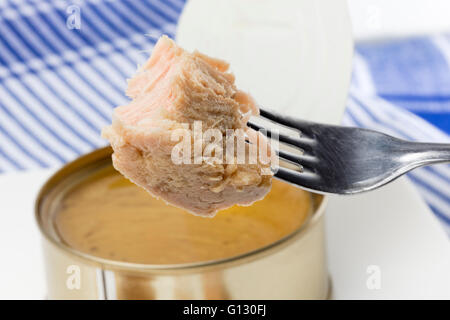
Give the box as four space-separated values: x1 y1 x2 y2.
51 165 313 265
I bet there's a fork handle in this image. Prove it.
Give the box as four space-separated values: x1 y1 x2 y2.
405 142 450 167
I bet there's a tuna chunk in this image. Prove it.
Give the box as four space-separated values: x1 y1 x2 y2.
102 36 272 216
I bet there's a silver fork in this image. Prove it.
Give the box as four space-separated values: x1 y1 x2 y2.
247 108 450 194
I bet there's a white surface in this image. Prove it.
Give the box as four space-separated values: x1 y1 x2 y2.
177 0 353 125
0 169 53 299
348 0 450 40
327 178 450 299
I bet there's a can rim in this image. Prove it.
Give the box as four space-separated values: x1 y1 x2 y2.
35 147 328 273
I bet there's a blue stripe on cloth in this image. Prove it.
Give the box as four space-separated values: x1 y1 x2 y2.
357 37 450 97
0 0 448 235
414 112 450 133
0 104 53 168
0 19 114 123
50 6 145 70
0 142 26 171
0 0 183 171
356 36 450 135
0 44 99 153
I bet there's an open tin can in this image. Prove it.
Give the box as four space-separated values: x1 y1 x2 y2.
35 147 330 299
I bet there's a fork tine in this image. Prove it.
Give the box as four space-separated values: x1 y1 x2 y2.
274 167 320 191
259 108 314 135
276 149 317 172
258 108 298 128
247 121 314 152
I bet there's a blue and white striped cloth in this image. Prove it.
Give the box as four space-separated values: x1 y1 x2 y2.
0 0 449 235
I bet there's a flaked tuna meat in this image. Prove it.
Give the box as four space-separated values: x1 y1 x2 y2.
102 36 272 216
